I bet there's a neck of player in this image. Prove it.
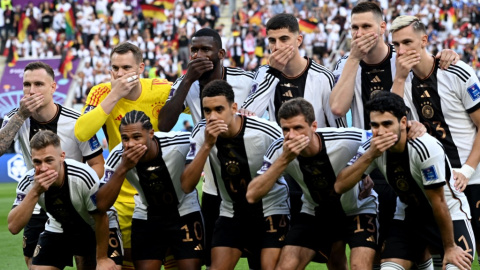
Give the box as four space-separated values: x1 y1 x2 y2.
412 51 434 80
283 53 308 77
54 162 66 187
32 102 58 122
364 41 389 65
222 114 243 138
199 65 223 87
301 132 321 157
125 82 142 101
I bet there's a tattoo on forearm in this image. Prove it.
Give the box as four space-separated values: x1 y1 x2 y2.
0 114 25 155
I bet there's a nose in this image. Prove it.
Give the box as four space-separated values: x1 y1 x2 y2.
397 44 406 56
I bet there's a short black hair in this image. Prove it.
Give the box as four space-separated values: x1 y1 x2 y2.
201 79 234 104
24 62 55 80
266 13 299 34
110 42 143 64
352 1 383 22
192 28 222 50
278 98 315 125
120 110 153 131
365 91 407 121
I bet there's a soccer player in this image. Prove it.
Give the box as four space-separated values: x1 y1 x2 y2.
0 61 104 268
329 4 458 265
389 15 480 257
157 28 255 267
96 110 203 270
246 98 378 270
74 42 172 267
181 80 290 270
7 130 122 270
241 13 344 128
335 91 474 270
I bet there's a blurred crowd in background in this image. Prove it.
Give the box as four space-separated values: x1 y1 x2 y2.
1 0 480 105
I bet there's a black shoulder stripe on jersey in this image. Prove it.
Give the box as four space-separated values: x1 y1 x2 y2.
172 75 185 87
226 67 255 78
448 64 470 79
362 139 371 150
6 108 19 118
191 120 206 138
322 131 363 138
246 123 281 139
160 134 191 144
246 118 282 138
68 165 96 189
161 139 190 148
310 63 334 89
265 138 284 159
335 118 347 128
324 136 363 142
408 139 430 162
334 55 348 71
61 107 81 117
322 131 363 141
242 73 277 108
18 175 34 192
436 141 445 151
106 149 123 168
60 110 80 120
445 67 468 83
254 65 269 80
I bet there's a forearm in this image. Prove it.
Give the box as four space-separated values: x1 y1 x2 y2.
335 152 375 194
158 79 194 131
74 105 109 142
391 78 406 98
96 168 127 212
0 113 25 155
464 131 480 170
87 155 105 179
181 145 211 193
7 192 39 234
330 58 360 116
93 211 110 260
246 157 290 204
429 190 456 249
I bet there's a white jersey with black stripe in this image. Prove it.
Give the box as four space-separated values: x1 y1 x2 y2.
168 67 254 196
355 134 471 221
13 159 107 233
102 132 201 220
403 59 480 185
2 104 103 215
242 59 346 128
258 127 377 217
187 115 289 218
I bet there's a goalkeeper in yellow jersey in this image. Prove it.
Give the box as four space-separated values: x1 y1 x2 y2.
75 42 172 269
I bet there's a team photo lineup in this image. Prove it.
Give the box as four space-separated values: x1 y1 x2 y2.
2 0 480 269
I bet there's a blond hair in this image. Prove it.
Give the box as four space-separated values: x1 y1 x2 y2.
390 15 426 35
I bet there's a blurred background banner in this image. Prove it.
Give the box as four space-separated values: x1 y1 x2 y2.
0 57 80 117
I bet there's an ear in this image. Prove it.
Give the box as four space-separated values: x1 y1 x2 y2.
51 81 57 94
138 62 145 74
400 116 408 130
297 33 303 47
232 102 238 113
380 21 387 35
311 120 317 131
421 34 428 49
60 151 66 162
218 48 226 59
149 129 154 138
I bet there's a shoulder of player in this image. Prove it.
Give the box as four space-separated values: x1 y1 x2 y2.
5 107 19 118
17 169 35 193
85 83 112 106
333 54 349 71
265 137 284 159
317 127 364 142
155 131 190 148
244 116 282 138
442 60 474 83
225 67 255 79
58 104 81 121
191 119 207 138
65 159 99 190
105 143 124 168
309 60 335 85
407 134 440 162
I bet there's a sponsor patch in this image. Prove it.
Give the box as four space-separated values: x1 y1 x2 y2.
334 75 340 84
467 83 480 101
250 83 258 94
366 130 373 139
347 152 363 166
259 161 272 173
88 135 101 151
15 193 26 204
422 165 439 181
1 119 8 128
187 143 196 158
84 105 96 114
90 193 97 205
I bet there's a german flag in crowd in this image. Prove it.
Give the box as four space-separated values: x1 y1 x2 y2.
152 0 174 10
249 12 262 26
299 19 317 33
17 13 30 43
141 4 167 21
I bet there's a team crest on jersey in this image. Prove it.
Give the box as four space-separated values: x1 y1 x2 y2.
187 143 196 158
15 193 26 204
84 105 95 114
88 135 100 151
33 244 41 257
226 161 240 175
422 165 439 181
260 161 272 173
104 169 114 182
467 83 480 101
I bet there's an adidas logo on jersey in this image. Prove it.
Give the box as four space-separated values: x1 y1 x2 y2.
370 76 381 83
53 199 63 205
282 90 293 98
115 115 123 121
279 235 285 241
420 90 431 98
194 244 203 251
110 250 121 258
366 236 375 242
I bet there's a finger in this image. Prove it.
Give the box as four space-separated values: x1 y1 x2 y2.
109 70 116 80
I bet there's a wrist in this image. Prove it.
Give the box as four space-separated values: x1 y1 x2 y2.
15 111 28 121
456 164 475 179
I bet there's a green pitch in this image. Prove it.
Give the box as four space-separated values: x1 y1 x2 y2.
0 182 477 269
